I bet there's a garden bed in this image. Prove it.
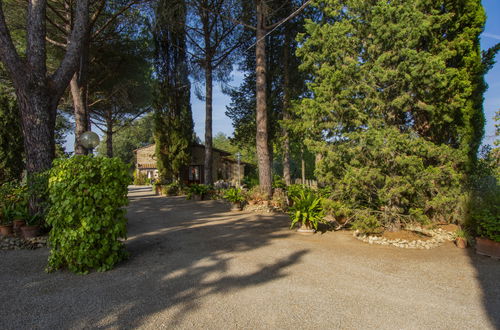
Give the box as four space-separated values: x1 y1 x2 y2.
353 224 455 249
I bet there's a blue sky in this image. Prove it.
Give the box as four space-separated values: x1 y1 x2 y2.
480 0 500 146
195 0 500 145
66 1 500 151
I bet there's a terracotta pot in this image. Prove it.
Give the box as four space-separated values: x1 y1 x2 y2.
13 219 26 237
455 237 467 249
230 202 242 212
21 225 40 239
297 222 315 235
0 224 13 237
155 185 162 195
476 237 500 259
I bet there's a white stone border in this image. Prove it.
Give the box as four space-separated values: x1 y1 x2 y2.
353 225 455 249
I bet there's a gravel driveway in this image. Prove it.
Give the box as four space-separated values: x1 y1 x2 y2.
1 185 499 329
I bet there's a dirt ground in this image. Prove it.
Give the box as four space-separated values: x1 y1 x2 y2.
0 186 498 329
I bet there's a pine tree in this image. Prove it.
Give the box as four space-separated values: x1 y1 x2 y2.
186 0 243 185
226 0 309 186
153 0 194 183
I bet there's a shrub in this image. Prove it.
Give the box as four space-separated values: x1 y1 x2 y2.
315 127 467 229
289 190 325 230
46 156 131 274
272 175 286 189
242 176 259 189
467 148 500 242
321 198 352 222
1 203 15 224
224 187 245 203
247 186 269 202
271 188 288 211
471 182 500 242
188 184 210 198
351 211 383 235
133 171 148 185
161 181 184 196
286 184 311 200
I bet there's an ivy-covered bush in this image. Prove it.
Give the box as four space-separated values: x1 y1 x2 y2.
46 156 131 274
315 128 467 229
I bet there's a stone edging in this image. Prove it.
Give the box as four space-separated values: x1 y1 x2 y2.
0 236 47 250
353 225 455 249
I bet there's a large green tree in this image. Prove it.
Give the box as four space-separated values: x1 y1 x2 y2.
294 0 498 226
153 0 194 182
297 0 496 162
89 31 152 158
0 65 23 182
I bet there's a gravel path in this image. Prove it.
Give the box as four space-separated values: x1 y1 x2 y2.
1 186 499 329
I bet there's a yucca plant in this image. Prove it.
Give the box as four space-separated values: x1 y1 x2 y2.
289 191 325 230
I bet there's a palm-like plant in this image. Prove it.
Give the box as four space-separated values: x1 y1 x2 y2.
289 191 325 230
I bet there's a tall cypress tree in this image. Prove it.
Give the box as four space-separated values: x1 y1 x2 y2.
297 0 496 165
153 0 194 182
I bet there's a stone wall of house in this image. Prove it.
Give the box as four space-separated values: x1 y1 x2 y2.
134 144 245 183
136 145 156 167
191 145 223 181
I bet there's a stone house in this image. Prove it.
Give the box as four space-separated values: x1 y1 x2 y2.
134 144 245 185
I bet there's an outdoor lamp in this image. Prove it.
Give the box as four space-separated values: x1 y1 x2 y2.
80 131 100 153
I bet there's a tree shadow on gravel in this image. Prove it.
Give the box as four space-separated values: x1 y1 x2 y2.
0 188 308 329
466 248 500 329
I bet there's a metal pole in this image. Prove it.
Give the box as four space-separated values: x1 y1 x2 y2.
236 152 241 187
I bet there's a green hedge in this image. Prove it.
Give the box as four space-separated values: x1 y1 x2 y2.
46 156 131 274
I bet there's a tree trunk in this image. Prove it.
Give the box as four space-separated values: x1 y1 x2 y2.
301 146 305 185
69 3 90 156
282 29 292 186
255 0 272 198
71 73 89 155
106 109 113 157
16 89 54 215
204 65 213 185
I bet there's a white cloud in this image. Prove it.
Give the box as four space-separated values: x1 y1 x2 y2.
483 32 500 40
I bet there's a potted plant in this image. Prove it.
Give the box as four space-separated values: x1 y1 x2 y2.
454 228 469 249
21 213 43 239
13 207 28 236
289 190 325 234
0 204 15 237
224 188 245 211
188 184 209 201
